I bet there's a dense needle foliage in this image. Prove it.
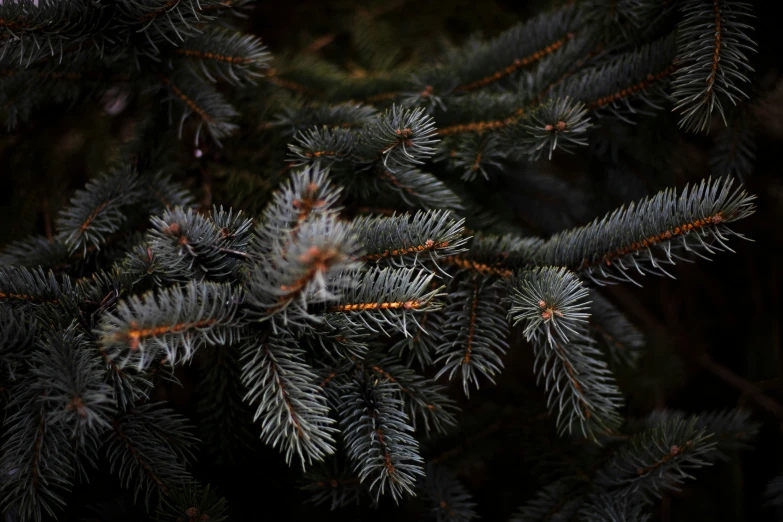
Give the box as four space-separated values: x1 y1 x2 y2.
2 1 783 521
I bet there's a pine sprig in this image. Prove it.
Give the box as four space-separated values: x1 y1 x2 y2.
534 177 756 285
595 417 716 501
672 0 757 133
509 267 624 438
365 354 459 435
357 105 439 171
354 210 468 269
177 27 270 85
240 333 337 469
418 463 479 522
55 165 143 256
96 281 242 370
327 267 443 337
435 274 509 397
0 378 75 522
338 377 424 502
106 403 197 507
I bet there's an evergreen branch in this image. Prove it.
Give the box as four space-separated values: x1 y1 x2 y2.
535 177 756 286
55 165 143 256
106 403 197 507
338 376 424 502
273 101 378 136
579 493 651 522
448 133 505 181
327 267 443 337
374 168 463 210
31 326 115 446
442 233 542 278
159 73 239 144
148 206 253 282
435 275 509 397
586 289 644 368
418 463 479 522
244 216 362 328
595 417 716 502
0 379 75 522
354 210 468 268
501 96 591 160
97 281 242 370
252 165 342 257
177 27 270 85
627 408 760 461
0 265 73 306
449 5 579 93
390 284 443 369
357 105 439 172
300 458 364 510
710 107 756 180
672 0 757 133
240 333 337 469
509 267 624 438
0 236 71 272
510 478 587 522
196 343 255 465
288 126 357 166
155 482 229 522
365 354 459 436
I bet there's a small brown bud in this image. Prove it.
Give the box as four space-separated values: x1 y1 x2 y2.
166 222 180 235
425 239 435 248
178 235 188 246
538 300 547 308
544 124 554 132
541 310 552 320
185 507 199 518
556 121 566 132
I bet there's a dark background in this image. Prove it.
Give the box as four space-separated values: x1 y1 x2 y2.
2 1 783 520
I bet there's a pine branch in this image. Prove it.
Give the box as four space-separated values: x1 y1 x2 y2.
106 403 197 507
579 493 651 522
96 281 242 370
710 107 756 180
300 458 365 510
148 205 253 282
509 267 624 438
418 463 479 522
244 216 362 328
159 73 239 144
177 27 270 85
435 274 509 397
365 354 459 436
31 326 115 446
510 478 587 522
595 416 716 502
252 165 342 258
357 105 439 172
586 289 644 368
535 177 756 286
338 376 424 502
0 379 75 522
154 482 229 522
327 267 443 337
672 0 757 133
240 333 337 469
354 209 468 269
55 164 143 256
447 4 580 93
501 96 591 161
442 233 542 278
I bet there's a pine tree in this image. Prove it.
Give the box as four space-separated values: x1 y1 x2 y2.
1 1 780 521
